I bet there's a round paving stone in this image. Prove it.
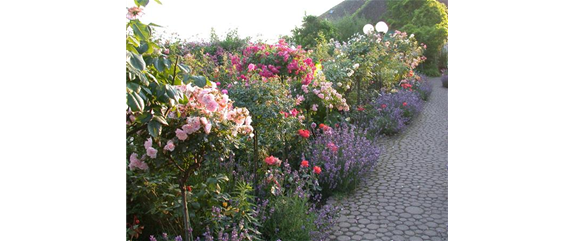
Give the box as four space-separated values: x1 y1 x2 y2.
359 219 371 224
367 224 379 229
397 224 409 231
391 235 406 241
340 222 351 228
405 207 424 215
337 235 351 241
426 222 438 228
364 234 377 239
409 237 423 241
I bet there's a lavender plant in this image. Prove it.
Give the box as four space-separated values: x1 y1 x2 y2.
307 124 383 196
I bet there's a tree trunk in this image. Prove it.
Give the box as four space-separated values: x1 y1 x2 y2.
179 182 191 241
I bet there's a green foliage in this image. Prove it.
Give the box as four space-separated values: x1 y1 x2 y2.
332 15 370 42
126 169 182 238
385 0 448 76
291 15 338 49
261 195 316 241
228 79 303 162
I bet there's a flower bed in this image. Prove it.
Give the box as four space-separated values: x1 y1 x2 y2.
126 3 433 240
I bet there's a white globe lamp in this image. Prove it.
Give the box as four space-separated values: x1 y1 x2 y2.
375 21 388 33
362 24 374 34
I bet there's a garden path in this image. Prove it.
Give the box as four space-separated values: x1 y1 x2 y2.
326 77 448 241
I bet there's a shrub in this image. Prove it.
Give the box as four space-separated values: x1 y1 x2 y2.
368 88 425 135
306 124 383 197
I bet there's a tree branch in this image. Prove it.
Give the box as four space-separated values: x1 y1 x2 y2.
166 155 185 173
127 124 147 137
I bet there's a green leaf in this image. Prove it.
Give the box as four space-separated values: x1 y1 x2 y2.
137 41 150 55
128 36 139 47
191 202 200 209
127 52 146 71
165 85 178 100
152 115 168 125
131 20 150 41
127 92 145 112
191 76 207 87
147 120 162 137
135 0 149 7
136 112 152 123
126 82 141 93
153 0 162 4
153 58 165 72
126 44 138 54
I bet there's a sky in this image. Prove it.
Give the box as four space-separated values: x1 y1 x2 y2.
127 0 344 43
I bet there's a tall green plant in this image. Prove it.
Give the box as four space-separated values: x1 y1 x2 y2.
385 0 448 76
291 15 337 49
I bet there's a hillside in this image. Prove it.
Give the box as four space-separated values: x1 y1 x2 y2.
320 0 448 24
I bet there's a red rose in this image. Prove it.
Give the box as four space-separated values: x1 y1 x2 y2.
313 166 321 174
265 156 282 166
301 160 309 168
403 102 407 107
298 129 310 138
381 104 387 109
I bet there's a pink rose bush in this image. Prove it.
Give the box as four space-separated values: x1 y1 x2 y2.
128 84 253 172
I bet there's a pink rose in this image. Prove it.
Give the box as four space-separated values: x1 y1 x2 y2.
176 128 188 140
144 137 153 149
128 153 148 171
311 104 318 111
206 100 219 112
248 63 256 72
200 117 211 134
164 140 175 152
146 147 158 159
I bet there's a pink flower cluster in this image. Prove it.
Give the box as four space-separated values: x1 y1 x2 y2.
231 40 316 85
172 85 254 138
128 85 254 171
301 74 350 112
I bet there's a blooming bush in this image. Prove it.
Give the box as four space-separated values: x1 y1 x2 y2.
306 124 383 196
127 81 255 240
366 88 425 136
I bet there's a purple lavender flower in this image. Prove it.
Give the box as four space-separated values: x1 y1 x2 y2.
308 124 383 194
149 235 157 241
174 235 183 241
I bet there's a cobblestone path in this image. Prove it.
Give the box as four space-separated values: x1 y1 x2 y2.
326 77 448 241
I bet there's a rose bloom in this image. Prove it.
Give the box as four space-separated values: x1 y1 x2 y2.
313 166 321 174
381 104 387 109
264 156 282 166
327 142 338 153
298 129 310 138
126 6 143 20
403 102 408 107
164 140 175 152
175 128 188 140
146 147 158 159
301 160 309 168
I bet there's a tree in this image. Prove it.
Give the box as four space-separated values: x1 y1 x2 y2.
385 0 448 76
291 15 338 49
